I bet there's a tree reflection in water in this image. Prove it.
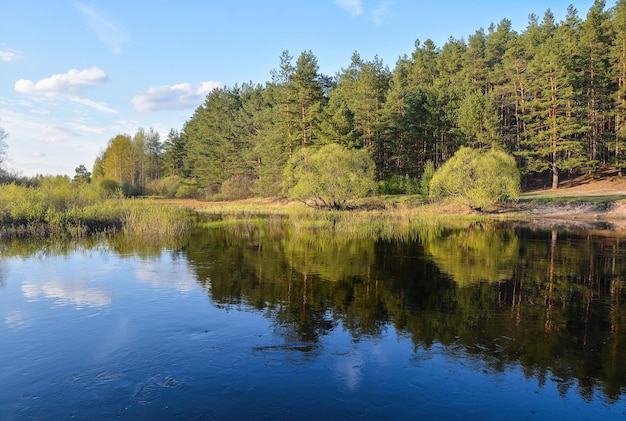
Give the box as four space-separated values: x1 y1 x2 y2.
2 219 625 402
183 219 626 402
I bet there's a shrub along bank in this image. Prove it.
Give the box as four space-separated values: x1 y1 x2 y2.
0 177 191 238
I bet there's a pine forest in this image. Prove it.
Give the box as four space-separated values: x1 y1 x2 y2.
93 0 626 198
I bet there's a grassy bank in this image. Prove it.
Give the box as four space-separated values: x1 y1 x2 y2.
156 174 626 233
154 195 494 241
0 181 192 239
4 173 626 240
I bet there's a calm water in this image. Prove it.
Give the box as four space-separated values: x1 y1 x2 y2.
1 220 626 420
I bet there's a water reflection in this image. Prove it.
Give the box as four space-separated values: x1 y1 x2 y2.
424 224 519 284
4 310 31 329
135 259 197 292
182 219 626 402
22 278 112 308
1 218 626 405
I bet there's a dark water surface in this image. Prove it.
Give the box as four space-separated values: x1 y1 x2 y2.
1 220 626 420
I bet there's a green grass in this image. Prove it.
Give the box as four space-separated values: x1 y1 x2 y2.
187 197 488 242
0 181 192 239
121 202 193 238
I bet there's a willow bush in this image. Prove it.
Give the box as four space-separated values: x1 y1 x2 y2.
282 144 377 209
429 147 521 210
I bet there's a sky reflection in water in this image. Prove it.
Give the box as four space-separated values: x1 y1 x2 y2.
1 224 626 420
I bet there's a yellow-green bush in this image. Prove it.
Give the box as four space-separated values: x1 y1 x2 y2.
429 147 520 210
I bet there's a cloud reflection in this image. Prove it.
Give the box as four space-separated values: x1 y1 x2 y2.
135 260 197 292
22 279 112 309
4 310 32 329
334 350 363 391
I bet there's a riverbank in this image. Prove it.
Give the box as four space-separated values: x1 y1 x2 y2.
512 174 626 229
156 174 626 231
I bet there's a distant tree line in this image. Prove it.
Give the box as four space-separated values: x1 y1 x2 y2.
92 0 626 198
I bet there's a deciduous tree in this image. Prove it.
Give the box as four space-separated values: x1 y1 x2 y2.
282 144 377 209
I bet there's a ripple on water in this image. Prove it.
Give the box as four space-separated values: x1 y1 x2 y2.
132 375 187 405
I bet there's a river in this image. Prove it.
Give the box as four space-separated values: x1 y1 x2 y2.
1 219 625 419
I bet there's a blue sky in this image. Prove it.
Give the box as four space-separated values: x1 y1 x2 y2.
0 0 608 176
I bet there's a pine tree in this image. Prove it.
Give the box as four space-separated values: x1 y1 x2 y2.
162 129 186 177
611 0 626 174
464 29 488 93
457 91 502 149
183 87 242 191
292 51 325 146
519 12 587 189
580 0 615 166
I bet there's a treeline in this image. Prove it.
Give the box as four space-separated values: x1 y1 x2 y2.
94 0 626 197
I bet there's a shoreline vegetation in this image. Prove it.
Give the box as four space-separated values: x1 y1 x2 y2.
4 3 626 238
157 172 626 233
0 179 192 240
1 172 626 241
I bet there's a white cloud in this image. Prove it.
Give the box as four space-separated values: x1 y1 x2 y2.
15 67 109 96
69 97 117 114
0 49 22 62
75 1 129 54
370 1 392 27
335 0 393 25
0 105 117 176
132 81 222 113
14 67 116 113
335 0 363 17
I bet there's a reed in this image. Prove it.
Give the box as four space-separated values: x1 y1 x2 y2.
121 202 193 238
0 181 192 239
191 199 486 243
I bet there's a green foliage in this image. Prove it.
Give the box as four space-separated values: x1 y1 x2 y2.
217 174 255 200
100 179 120 195
429 147 521 210
321 53 390 151
96 128 162 189
121 182 142 198
282 144 377 209
378 174 420 195
183 88 245 190
457 91 502 148
0 178 118 235
73 164 91 184
145 175 182 198
420 160 435 196
161 129 187 177
0 177 191 238
175 178 201 199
